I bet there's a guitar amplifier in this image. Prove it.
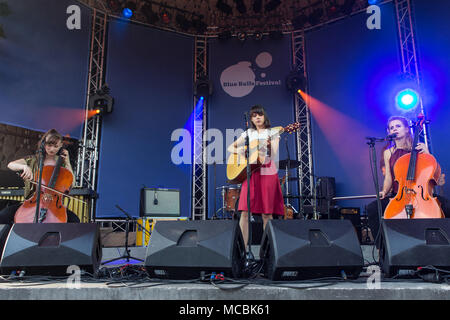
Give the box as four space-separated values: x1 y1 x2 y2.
139 188 180 217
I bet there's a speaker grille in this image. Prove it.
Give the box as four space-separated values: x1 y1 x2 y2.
145 220 245 279
260 220 363 280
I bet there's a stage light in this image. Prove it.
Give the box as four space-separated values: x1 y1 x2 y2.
237 31 247 42
368 0 380 5
192 16 207 34
308 8 324 25
89 85 114 115
234 0 247 14
216 0 233 15
161 10 171 24
106 0 121 11
269 30 283 40
265 0 281 12
253 0 262 13
327 1 339 19
122 8 133 18
218 30 232 41
176 14 192 31
396 89 419 111
122 1 136 19
341 0 356 15
141 3 159 24
194 77 213 97
286 70 306 93
254 31 263 41
292 14 307 29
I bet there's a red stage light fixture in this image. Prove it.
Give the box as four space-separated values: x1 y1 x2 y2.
89 85 114 115
161 11 171 24
286 70 306 93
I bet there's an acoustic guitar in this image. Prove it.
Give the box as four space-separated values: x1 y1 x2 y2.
226 122 301 184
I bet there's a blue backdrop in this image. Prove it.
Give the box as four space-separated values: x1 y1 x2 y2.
413 0 450 199
305 2 401 212
95 19 193 218
0 0 91 138
208 37 298 218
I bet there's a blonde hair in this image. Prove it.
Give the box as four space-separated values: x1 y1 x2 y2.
386 116 413 151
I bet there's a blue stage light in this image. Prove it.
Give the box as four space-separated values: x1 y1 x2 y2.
122 7 133 19
368 0 379 5
396 89 419 111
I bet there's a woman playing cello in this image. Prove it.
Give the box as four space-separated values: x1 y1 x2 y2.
0 129 80 224
367 116 449 241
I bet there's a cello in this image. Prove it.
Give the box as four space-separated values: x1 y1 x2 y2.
14 149 74 223
383 114 444 219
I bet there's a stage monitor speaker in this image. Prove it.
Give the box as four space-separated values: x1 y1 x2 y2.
145 220 245 279
380 218 450 277
0 223 102 276
0 224 11 253
316 177 336 215
260 220 363 280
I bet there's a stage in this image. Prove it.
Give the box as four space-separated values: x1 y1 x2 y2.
0 246 448 301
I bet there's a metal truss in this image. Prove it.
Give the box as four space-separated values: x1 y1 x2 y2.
191 36 208 220
75 9 108 220
291 30 316 217
394 0 431 151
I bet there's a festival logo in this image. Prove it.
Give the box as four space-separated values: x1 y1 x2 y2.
220 52 282 98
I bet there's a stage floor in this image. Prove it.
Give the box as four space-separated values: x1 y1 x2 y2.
0 246 448 301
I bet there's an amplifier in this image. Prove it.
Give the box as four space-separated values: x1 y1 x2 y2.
340 207 362 244
140 188 180 217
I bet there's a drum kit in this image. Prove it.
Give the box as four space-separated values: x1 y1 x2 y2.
214 158 303 220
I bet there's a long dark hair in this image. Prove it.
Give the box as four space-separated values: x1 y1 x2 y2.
36 129 63 154
249 105 271 129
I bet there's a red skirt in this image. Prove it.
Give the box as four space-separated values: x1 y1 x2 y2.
237 160 284 215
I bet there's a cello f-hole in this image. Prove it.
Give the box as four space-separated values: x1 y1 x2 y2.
419 185 429 201
395 186 406 201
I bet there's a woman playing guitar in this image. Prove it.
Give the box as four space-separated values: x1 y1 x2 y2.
367 116 449 242
227 105 285 249
0 129 80 224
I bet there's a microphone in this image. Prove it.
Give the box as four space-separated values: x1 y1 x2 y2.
153 190 158 205
244 112 249 129
386 133 398 140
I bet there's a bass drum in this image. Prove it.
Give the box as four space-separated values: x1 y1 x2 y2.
225 187 241 212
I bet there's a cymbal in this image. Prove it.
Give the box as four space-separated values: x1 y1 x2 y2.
277 159 301 169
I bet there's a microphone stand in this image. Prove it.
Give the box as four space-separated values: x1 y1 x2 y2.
101 205 146 265
283 137 299 219
366 136 384 249
212 161 218 220
34 140 46 223
244 112 254 262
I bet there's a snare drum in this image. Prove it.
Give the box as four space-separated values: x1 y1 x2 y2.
225 187 241 212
